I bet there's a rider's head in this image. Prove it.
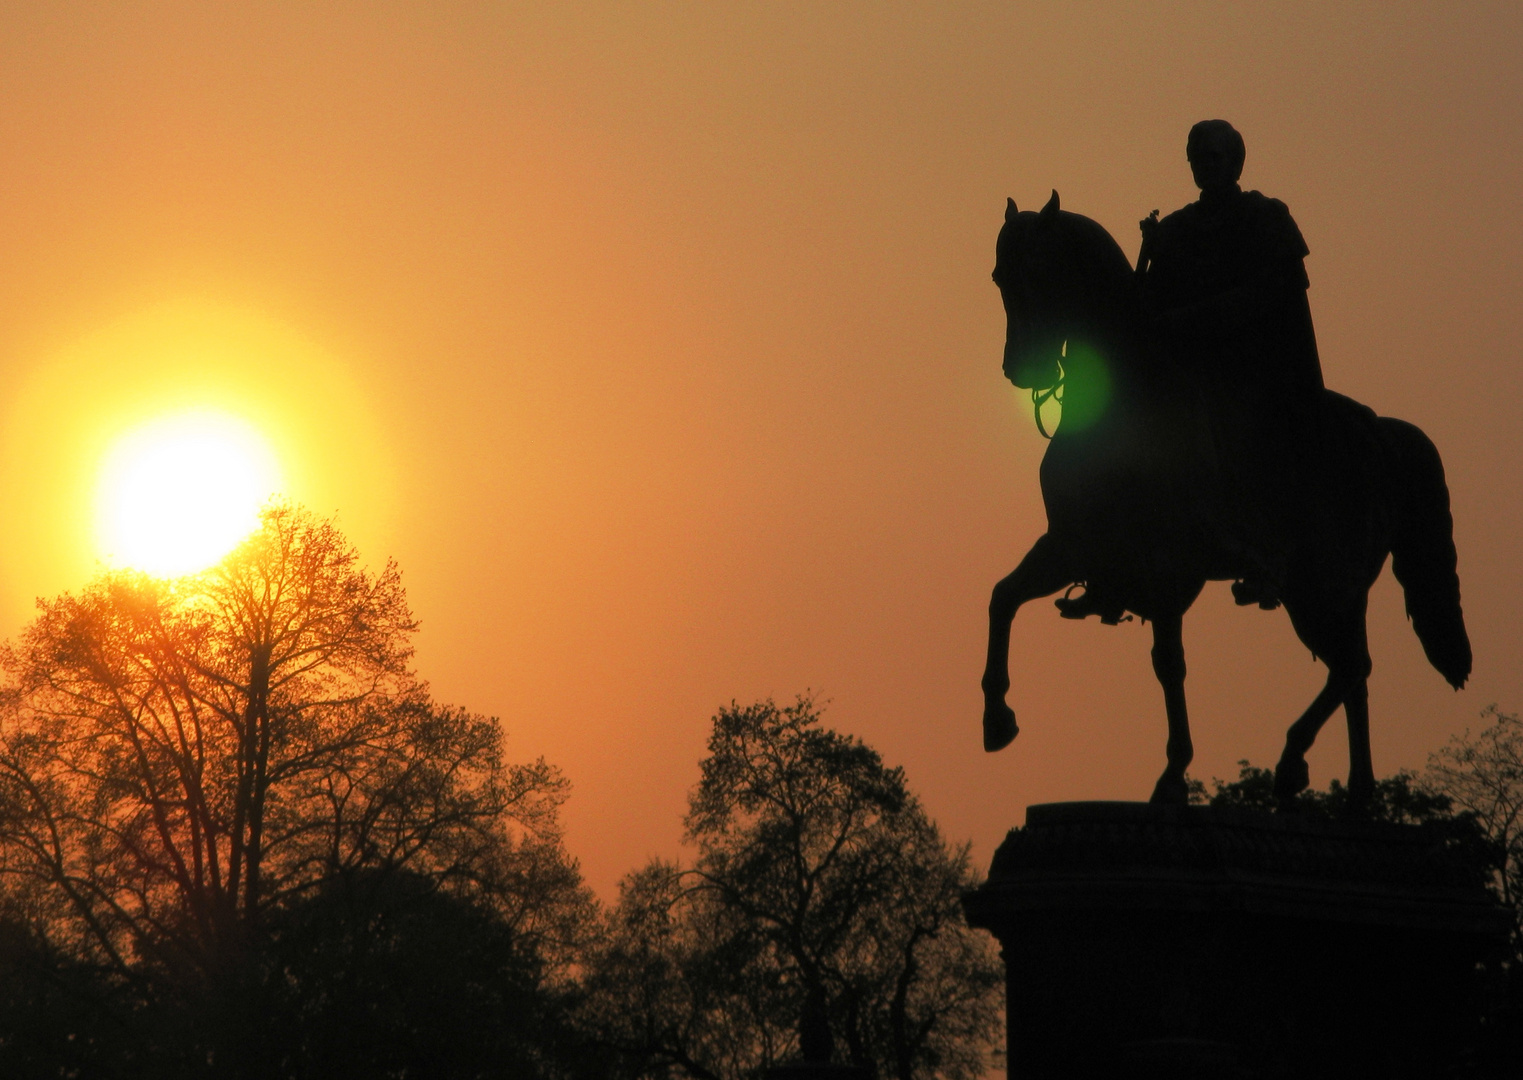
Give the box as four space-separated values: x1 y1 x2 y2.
1187 120 1245 193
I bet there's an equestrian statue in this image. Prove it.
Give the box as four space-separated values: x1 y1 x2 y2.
980 120 1469 806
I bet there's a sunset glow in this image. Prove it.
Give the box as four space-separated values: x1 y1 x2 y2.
0 2 1510 907
95 412 282 576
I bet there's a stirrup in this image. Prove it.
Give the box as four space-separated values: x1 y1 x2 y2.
1231 578 1282 611
1054 586 1130 625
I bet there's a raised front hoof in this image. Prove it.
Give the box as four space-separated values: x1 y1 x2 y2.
1273 756 1311 806
982 703 1018 753
1149 771 1191 806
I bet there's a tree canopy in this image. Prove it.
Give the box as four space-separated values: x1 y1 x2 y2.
0 504 590 1077
582 696 1003 1080
1427 706 1523 941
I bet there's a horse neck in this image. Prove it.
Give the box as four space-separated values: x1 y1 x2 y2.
1067 285 1142 389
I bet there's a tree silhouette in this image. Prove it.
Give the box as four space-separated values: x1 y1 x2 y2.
250 867 583 1078
582 696 1002 1080
1195 760 1498 890
0 504 590 1076
1427 707 1523 939
1424 708 1523 1073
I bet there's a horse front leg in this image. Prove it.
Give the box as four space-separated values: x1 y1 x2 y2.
982 533 1072 751
1149 613 1193 804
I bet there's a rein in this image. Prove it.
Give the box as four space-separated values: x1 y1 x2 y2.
1031 379 1064 439
1031 344 1067 439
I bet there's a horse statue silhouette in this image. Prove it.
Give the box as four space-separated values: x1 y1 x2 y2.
981 191 1469 806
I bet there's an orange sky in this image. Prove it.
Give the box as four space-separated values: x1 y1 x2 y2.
0 2 1518 897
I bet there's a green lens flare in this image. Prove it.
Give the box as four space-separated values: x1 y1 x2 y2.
1035 340 1110 435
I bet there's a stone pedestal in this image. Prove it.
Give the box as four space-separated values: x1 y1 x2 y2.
962 802 1510 1080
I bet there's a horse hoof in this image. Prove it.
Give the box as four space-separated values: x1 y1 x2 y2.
1274 757 1310 802
983 705 1018 752
1149 772 1190 805
1346 776 1375 812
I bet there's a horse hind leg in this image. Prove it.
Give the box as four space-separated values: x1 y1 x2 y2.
982 533 1072 752
1149 613 1193 805
1275 605 1373 805
1272 672 1351 803
1344 678 1374 807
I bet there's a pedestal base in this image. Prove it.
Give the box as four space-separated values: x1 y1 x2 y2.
963 802 1509 1080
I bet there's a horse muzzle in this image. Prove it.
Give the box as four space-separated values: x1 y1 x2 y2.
1003 340 1063 391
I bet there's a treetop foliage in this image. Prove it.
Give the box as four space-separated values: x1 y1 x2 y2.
1427 706 1523 938
1199 760 1464 825
586 696 1003 1080
688 696 908 838
0 503 591 1077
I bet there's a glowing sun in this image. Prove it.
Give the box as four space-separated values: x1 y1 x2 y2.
96 412 283 577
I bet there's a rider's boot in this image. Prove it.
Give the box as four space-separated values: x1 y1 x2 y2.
1231 536 1287 611
1231 575 1282 611
1054 585 1129 625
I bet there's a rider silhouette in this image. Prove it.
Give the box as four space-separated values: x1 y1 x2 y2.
1139 120 1324 608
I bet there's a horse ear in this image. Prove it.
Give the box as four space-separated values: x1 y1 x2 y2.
1005 197 1018 222
1040 189 1060 219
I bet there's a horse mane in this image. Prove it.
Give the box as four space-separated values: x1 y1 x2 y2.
1055 211 1137 319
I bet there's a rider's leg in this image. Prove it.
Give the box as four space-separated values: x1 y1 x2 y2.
983 534 1072 752
1149 613 1193 804
1228 396 1303 610
1228 480 1287 610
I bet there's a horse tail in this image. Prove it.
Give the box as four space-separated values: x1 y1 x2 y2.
1379 416 1471 688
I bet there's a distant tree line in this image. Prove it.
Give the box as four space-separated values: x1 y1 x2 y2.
0 506 1003 1079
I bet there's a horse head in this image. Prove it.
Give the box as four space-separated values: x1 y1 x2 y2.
992 191 1136 402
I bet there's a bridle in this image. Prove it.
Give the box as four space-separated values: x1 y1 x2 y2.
1032 377 1064 439
1031 342 1067 439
